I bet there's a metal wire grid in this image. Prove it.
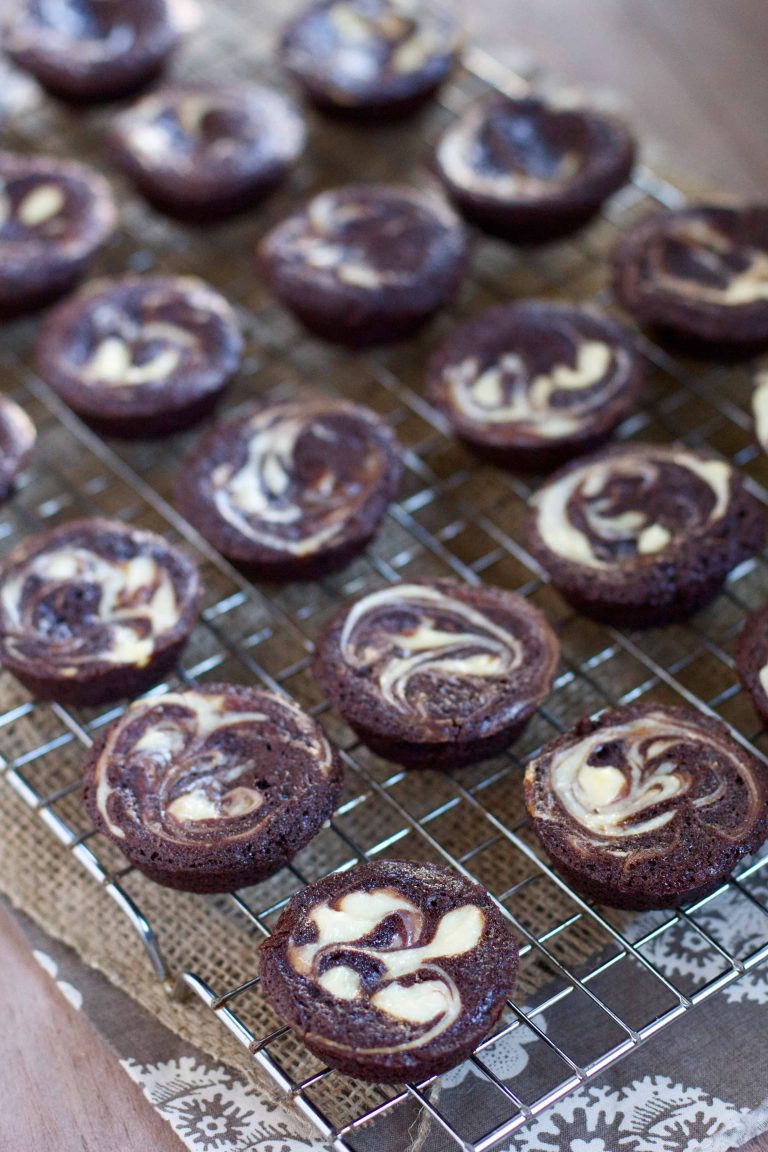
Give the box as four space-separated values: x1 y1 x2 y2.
1 6 768 1149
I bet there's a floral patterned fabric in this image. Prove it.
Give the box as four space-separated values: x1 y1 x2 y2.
11 903 768 1152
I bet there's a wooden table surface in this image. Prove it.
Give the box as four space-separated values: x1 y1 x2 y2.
3 3 767 1150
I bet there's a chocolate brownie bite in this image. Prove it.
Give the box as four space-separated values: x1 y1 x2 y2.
0 151 116 315
279 0 460 121
525 702 768 910
315 579 560 768
82 683 343 892
735 606 768 726
36 275 243 438
435 96 635 243
110 83 306 221
0 518 201 705
259 859 518 1081
259 183 467 346
427 301 644 472
4 0 179 103
0 397 36 503
528 443 764 627
175 398 402 581
612 205 768 351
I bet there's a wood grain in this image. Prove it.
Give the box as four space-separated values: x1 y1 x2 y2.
0 902 183 1152
3 2 767 1150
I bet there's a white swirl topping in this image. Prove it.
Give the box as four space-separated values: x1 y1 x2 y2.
93 689 335 842
288 887 484 1050
446 337 631 438
0 178 67 233
338 584 524 717
0 543 185 674
81 321 198 389
653 218 768 307
534 447 732 570
437 103 581 201
529 708 762 859
209 402 391 557
293 0 456 90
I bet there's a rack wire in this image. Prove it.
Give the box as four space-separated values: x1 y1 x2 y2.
2 4 768 1149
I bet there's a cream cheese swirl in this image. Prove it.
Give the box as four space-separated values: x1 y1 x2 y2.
288 887 485 1052
0 523 198 676
526 706 763 860
648 216 768 307
338 584 524 717
208 400 396 557
533 446 732 570
92 688 337 843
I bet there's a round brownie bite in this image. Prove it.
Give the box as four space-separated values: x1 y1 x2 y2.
0 396 36 503
735 605 768 726
36 275 243 438
612 205 768 351
435 96 635 243
315 579 560 768
524 702 768 910
259 183 467 346
279 0 460 121
175 398 402 581
426 300 644 471
82 683 344 892
527 442 765 627
259 859 518 1082
0 518 201 705
110 83 306 221
4 0 179 103
0 151 116 315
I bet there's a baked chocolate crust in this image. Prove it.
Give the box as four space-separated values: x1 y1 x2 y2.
0 397 36 503
4 0 179 103
110 84 306 221
524 702 768 910
527 442 765 626
435 96 635 243
0 517 201 705
612 205 768 349
82 683 344 892
279 0 460 121
259 859 518 1081
175 398 402 581
0 151 116 315
315 578 560 768
426 300 644 471
36 275 243 438
259 183 467 346
735 605 768 726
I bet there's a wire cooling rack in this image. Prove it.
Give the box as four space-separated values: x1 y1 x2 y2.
2 4 768 1149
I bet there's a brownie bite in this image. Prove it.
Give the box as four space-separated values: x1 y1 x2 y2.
612 205 768 351
259 183 467 345
82 683 344 892
427 300 644 471
735 605 768 726
279 0 460 121
36 275 243 438
259 859 518 1082
525 702 768 910
4 0 179 103
0 396 36 503
315 578 560 768
175 398 402 581
110 83 306 221
435 96 635 243
0 151 116 315
0 518 201 705
527 442 764 627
